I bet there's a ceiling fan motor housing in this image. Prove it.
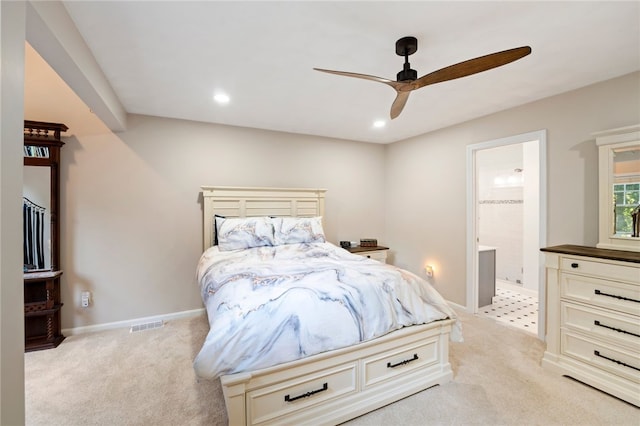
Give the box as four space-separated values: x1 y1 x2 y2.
396 36 418 81
397 67 418 82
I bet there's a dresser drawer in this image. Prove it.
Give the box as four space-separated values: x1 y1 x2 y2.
561 302 640 350
357 250 387 263
362 336 439 389
560 257 639 283
561 273 640 315
246 362 357 424
562 331 640 383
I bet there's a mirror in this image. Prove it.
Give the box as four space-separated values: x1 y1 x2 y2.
23 166 51 270
612 146 640 238
596 124 640 252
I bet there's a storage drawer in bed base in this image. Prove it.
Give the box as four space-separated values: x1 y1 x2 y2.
220 319 455 426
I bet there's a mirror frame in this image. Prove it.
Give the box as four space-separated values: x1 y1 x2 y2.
595 124 640 252
24 120 67 271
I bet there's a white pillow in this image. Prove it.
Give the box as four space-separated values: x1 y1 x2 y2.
272 216 325 245
216 217 275 251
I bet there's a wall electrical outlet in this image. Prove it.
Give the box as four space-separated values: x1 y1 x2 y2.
81 291 91 308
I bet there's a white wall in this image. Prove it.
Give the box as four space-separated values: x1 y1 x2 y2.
475 139 540 294
477 144 524 284
0 2 27 424
385 71 640 305
55 115 388 329
522 140 540 293
476 140 542 292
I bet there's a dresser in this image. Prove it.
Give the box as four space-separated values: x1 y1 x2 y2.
346 246 389 263
541 245 639 406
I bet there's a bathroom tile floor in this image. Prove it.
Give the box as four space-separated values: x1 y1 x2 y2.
480 280 538 335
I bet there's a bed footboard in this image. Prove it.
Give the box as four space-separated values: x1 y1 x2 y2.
220 319 454 426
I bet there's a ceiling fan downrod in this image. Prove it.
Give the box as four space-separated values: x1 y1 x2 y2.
396 36 418 82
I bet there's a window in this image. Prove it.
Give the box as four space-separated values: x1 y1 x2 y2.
613 182 640 236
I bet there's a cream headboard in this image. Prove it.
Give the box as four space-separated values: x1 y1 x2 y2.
201 186 327 251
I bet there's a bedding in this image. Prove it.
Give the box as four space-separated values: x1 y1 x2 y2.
272 216 326 245
193 241 462 379
215 216 275 251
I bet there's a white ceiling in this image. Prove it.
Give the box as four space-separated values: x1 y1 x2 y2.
60 1 640 144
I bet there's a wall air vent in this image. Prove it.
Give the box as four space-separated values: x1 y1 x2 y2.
130 320 164 333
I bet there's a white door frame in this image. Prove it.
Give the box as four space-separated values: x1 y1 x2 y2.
466 129 547 340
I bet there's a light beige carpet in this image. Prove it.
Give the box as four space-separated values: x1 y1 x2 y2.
25 309 639 425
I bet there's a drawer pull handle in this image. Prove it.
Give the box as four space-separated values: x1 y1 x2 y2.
284 382 328 403
594 289 640 304
594 350 640 372
594 320 640 338
387 353 419 369
570 262 579 268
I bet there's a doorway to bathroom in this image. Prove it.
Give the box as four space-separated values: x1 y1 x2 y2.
466 130 547 339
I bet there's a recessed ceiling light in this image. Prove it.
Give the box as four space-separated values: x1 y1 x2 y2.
213 93 230 104
373 120 386 128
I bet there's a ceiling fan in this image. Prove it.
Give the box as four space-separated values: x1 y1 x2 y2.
314 37 531 119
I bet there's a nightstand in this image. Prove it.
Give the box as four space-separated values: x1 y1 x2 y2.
346 246 389 263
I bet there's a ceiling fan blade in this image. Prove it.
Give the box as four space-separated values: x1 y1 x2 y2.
390 91 410 119
411 46 532 90
314 68 402 89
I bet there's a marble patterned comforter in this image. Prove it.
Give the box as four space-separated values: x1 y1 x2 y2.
193 242 462 379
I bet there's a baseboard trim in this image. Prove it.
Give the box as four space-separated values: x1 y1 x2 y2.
446 299 466 311
496 279 538 297
62 308 206 336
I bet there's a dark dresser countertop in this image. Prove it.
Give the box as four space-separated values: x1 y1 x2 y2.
541 245 640 264
346 245 389 254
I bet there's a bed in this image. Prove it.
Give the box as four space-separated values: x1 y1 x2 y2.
195 186 461 425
